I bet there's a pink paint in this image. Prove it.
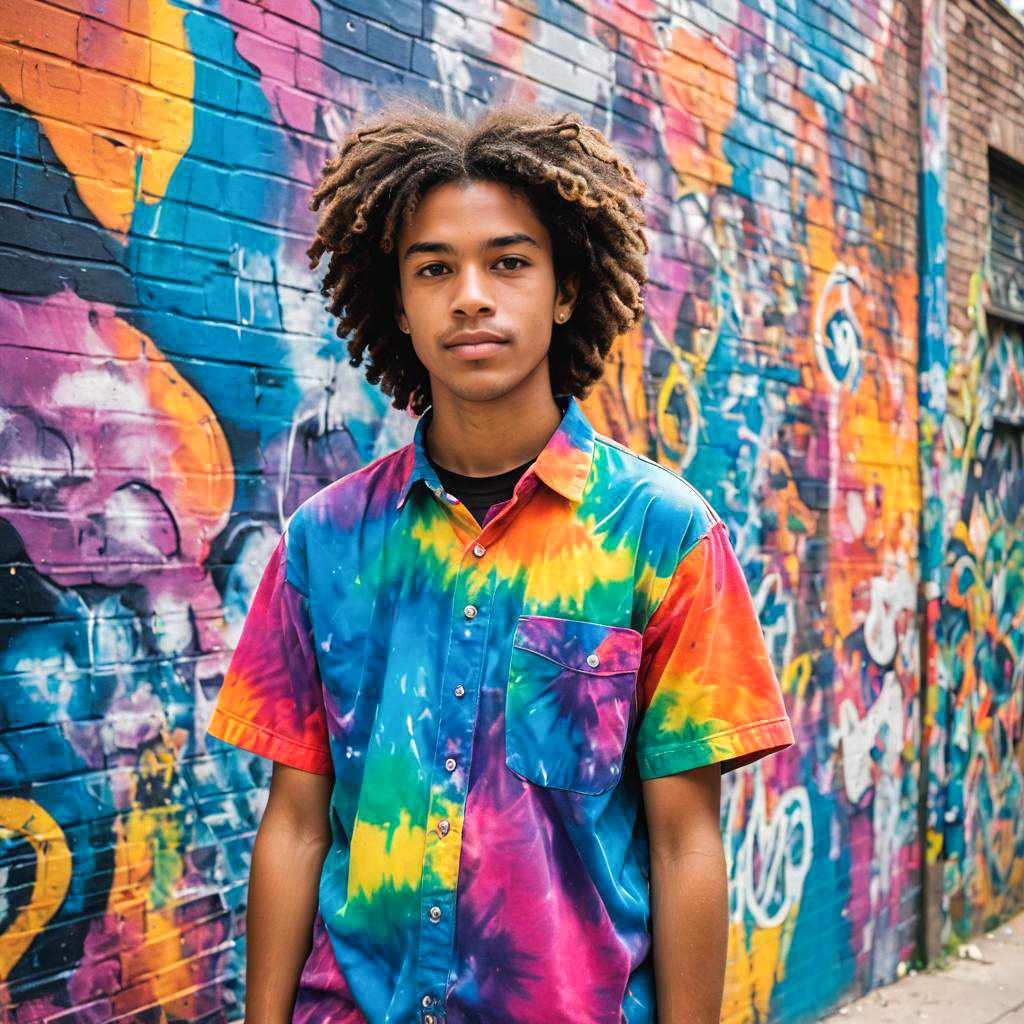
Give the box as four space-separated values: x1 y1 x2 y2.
222 0 360 135
0 290 231 659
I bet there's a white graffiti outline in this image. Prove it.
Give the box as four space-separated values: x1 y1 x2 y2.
725 766 813 929
863 569 917 667
836 672 905 803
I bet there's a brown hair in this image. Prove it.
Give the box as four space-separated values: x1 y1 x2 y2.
307 103 648 414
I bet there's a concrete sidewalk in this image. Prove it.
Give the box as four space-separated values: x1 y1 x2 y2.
820 912 1024 1023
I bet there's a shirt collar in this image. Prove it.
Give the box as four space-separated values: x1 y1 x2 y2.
396 395 596 509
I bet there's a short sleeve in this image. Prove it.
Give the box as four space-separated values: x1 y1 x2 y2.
207 526 332 775
635 520 794 778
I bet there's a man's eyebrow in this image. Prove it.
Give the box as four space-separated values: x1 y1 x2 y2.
485 233 541 250
402 234 541 261
402 240 455 261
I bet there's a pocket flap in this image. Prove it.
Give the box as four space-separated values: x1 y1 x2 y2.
512 615 642 676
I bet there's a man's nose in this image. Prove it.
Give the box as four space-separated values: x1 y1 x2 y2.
451 265 495 318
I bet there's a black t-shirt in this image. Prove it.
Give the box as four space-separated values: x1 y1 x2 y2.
428 457 534 527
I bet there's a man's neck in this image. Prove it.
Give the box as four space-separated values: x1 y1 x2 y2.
425 376 563 478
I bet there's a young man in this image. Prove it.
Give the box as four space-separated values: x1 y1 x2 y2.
208 105 793 1024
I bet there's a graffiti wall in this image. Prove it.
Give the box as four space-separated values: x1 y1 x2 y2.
0 0 930 1021
941 304 1024 937
939 1 1024 944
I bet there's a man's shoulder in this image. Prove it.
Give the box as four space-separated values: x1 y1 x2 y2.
289 442 414 532
592 433 719 525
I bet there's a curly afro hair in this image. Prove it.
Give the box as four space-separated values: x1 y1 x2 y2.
307 103 649 415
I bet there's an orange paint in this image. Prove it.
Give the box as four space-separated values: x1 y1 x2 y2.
583 323 651 451
654 28 737 192
0 0 194 232
87 301 234 548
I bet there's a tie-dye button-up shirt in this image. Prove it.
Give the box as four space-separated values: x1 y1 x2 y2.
208 397 793 1024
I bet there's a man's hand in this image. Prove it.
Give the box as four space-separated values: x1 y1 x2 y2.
245 761 333 1024
643 763 727 1024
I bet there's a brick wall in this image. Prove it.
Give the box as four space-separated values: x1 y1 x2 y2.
0 1 930 1021
947 0 1024 336
940 0 1024 939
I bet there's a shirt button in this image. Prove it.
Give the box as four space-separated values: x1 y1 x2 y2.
464 604 477 619
454 685 466 698
429 905 442 922
587 653 601 668
445 757 457 772
472 543 485 557
437 819 450 837
421 995 433 1007
424 1015 436 1024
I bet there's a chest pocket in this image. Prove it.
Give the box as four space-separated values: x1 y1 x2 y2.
505 615 643 795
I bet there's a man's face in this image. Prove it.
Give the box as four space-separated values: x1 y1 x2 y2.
395 179 573 406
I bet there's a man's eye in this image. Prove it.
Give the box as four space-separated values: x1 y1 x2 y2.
496 256 527 271
418 263 448 277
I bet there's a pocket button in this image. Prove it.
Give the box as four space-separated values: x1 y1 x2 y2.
586 653 601 668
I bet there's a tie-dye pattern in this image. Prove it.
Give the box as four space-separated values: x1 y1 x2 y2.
208 397 793 1024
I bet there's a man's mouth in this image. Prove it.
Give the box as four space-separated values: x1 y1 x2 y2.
444 331 509 360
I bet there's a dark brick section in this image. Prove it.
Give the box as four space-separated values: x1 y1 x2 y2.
947 0 1024 335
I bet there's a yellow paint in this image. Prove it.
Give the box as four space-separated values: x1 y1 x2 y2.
781 654 812 699
722 915 794 1024
0 799 72 982
0 1 194 232
654 354 701 472
105 803 198 1015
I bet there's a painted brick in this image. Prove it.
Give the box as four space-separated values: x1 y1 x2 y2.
192 58 239 113
77 15 151 82
319 7 369 52
935 0 1024 944
335 0 423 36
0 1 1020 1023
366 21 413 68
0 0 80 62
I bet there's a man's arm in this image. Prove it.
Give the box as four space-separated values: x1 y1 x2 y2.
245 761 333 1024
643 763 728 1024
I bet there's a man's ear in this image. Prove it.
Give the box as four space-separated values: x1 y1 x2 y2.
555 273 581 320
560 273 580 306
394 285 410 334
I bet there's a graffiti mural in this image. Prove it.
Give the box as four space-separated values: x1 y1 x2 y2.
0 0 1008 1021
578 3 922 1014
941 288 1024 937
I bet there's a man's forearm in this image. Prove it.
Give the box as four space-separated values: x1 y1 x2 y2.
650 845 729 1024
245 819 330 1024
